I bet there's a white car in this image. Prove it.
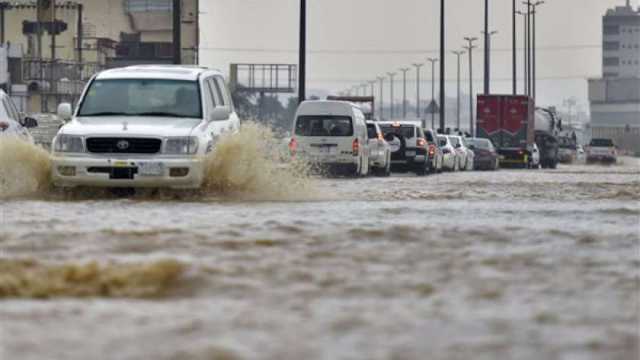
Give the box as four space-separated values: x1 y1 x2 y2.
290 100 370 177
366 121 391 176
437 135 458 171
448 135 474 171
528 143 541 169
51 65 240 189
378 121 430 176
0 90 38 143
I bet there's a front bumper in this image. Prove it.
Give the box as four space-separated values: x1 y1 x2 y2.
51 155 204 189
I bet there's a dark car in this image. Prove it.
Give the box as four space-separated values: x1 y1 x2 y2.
467 138 499 170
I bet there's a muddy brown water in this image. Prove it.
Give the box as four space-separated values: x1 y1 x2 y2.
0 131 638 359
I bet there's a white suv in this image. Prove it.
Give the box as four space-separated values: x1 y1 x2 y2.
51 65 240 189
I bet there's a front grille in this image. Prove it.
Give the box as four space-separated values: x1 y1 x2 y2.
86 138 162 154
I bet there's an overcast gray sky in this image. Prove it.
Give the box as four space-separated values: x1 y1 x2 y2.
200 0 639 112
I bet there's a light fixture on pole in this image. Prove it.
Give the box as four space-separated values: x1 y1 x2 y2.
451 50 465 131
463 37 478 136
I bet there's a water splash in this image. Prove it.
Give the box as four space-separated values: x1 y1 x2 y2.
0 137 51 198
202 122 314 201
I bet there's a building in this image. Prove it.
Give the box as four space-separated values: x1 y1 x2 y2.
588 0 640 154
0 0 199 113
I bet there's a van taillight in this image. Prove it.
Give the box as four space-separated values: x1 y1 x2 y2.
377 133 384 141
289 138 298 156
0 122 8 131
417 138 427 148
352 138 360 156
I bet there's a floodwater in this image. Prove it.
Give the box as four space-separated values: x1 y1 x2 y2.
0 132 639 360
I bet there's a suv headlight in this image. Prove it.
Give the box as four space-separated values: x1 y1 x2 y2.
54 135 85 153
165 137 199 155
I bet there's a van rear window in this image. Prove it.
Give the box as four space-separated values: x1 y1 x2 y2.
590 138 614 147
295 116 353 137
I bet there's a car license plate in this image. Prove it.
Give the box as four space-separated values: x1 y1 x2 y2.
406 150 416 157
319 147 335 155
138 162 164 176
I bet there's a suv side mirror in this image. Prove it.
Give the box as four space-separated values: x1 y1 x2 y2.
210 106 231 121
58 103 73 122
21 116 39 128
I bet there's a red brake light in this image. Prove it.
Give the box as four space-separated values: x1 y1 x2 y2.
0 122 8 131
377 133 384 141
417 138 426 148
428 143 436 155
288 138 298 156
352 138 360 156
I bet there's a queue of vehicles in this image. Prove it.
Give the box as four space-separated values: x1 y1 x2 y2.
0 66 622 190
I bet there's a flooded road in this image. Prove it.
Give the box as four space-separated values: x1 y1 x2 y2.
1 157 639 359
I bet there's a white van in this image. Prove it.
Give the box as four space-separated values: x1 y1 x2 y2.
51 65 240 189
290 100 369 176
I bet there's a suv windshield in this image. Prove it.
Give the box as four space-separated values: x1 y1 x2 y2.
295 116 353 136
590 138 614 147
78 79 202 118
380 125 415 139
448 136 460 147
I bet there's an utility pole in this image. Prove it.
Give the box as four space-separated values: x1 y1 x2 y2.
0 3 9 45
452 50 465 131
512 0 517 95
399 68 410 119
525 1 532 97
387 72 396 119
413 63 424 122
464 37 478 136
517 10 529 95
482 30 498 95
483 0 489 95
531 1 544 100
439 0 446 132
369 80 376 97
377 76 385 121
427 58 438 130
298 0 307 103
77 3 83 64
172 0 181 65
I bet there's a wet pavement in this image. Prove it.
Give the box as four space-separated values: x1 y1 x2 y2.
0 155 639 360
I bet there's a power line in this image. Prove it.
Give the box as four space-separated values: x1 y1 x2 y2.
307 75 599 83
199 44 601 55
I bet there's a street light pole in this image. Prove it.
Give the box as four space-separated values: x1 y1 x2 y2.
464 37 478 136
387 72 396 120
452 50 465 131
427 58 438 130
399 68 410 119
531 1 544 100
377 76 385 121
413 63 424 121
298 0 306 103
483 0 490 95
482 30 498 95
512 0 517 95
524 1 532 97
517 10 529 95
439 0 446 132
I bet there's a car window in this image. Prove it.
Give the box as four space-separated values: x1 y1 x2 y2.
425 130 435 142
205 79 220 107
469 139 492 149
380 125 415 139
590 138 613 147
366 124 378 139
78 79 202 118
202 79 217 115
449 137 460 146
295 116 353 137
2 97 17 120
212 77 227 106
5 97 20 120
437 136 448 146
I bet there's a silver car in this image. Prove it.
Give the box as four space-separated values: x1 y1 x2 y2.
366 121 391 176
0 90 38 143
